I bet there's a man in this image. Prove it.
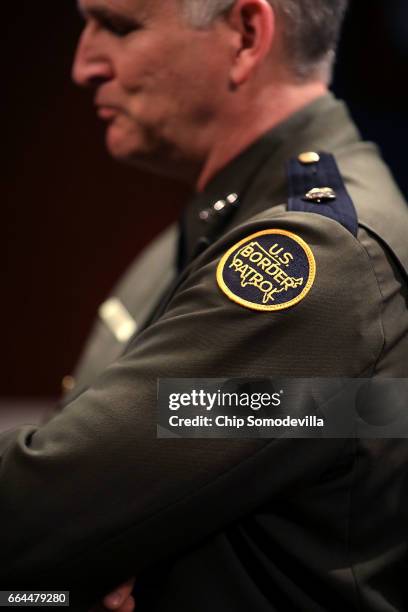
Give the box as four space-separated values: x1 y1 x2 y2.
1 1 407 611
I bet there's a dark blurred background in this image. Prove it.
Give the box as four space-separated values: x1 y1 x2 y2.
2 0 408 399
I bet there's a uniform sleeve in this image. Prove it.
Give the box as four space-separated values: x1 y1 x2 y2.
0 211 384 603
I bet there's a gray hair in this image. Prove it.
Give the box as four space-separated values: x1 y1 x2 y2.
180 0 349 80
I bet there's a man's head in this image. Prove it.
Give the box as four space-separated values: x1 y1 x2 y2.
72 0 348 185
180 0 349 81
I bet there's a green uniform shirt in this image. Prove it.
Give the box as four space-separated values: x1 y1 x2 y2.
1 94 407 611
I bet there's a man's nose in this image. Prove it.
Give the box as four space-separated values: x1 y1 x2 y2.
71 28 113 87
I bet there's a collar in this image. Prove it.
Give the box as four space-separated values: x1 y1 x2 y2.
178 93 360 269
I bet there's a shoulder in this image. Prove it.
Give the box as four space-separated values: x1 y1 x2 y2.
174 207 385 377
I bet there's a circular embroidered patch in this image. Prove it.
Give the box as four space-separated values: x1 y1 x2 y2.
216 229 316 311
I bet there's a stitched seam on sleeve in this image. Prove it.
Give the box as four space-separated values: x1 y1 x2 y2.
356 236 387 374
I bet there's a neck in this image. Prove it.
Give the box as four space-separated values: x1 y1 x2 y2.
196 81 328 192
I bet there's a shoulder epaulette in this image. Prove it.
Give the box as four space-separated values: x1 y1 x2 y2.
287 152 358 237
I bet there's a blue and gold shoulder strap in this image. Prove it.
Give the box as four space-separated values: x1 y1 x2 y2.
287 152 358 237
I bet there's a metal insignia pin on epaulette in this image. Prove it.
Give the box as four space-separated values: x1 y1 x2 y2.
304 187 337 204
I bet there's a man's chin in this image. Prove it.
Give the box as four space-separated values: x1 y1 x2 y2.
105 129 141 164
105 140 157 173
104 125 198 183
105 125 163 169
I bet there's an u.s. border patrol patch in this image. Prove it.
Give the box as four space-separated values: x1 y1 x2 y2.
216 229 316 311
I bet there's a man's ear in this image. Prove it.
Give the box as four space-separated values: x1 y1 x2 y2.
228 0 275 86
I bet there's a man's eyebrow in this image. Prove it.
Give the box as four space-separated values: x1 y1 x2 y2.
77 4 135 22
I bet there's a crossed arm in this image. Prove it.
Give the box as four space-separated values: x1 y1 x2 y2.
0 213 380 608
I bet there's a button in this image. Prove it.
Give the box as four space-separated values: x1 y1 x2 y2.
61 375 76 394
298 152 320 165
304 187 337 203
